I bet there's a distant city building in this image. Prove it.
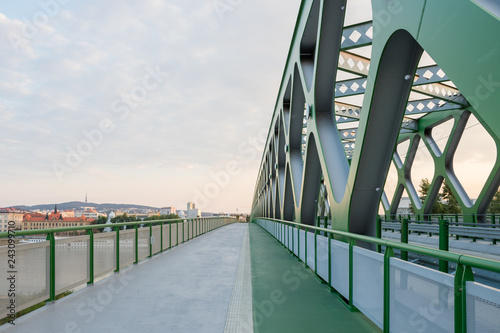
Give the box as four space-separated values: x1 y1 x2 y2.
176 210 186 218
186 209 201 218
396 197 412 215
0 208 24 231
160 207 176 215
75 207 99 219
60 209 75 218
187 202 195 210
23 205 95 236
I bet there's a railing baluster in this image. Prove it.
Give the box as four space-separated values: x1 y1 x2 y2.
46 232 56 302
87 229 94 285
383 247 394 333
115 226 120 272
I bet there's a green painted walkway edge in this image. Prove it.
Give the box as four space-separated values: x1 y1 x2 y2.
249 223 381 333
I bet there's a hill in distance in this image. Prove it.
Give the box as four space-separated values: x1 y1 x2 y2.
14 201 159 211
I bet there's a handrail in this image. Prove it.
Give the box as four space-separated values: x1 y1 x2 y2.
254 217 500 274
253 217 500 333
0 217 217 238
0 216 236 322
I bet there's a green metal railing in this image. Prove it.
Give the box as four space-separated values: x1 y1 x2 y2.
0 216 235 313
253 217 500 333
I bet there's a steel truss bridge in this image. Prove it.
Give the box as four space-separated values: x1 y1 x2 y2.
251 0 500 235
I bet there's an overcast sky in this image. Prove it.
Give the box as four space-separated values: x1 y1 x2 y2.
0 1 496 214
0 0 301 212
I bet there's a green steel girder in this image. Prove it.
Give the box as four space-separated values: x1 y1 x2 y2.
252 0 500 240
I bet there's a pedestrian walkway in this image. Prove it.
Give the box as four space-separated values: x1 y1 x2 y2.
1 224 248 333
1 223 380 332
249 223 380 333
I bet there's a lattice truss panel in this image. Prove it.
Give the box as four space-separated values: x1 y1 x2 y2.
252 0 500 234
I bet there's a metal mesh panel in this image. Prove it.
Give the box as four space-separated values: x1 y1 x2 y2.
137 228 150 260
183 222 188 242
298 229 306 262
330 239 349 299
293 227 299 256
389 257 454 333
288 225 293 249
119 229 135 267
193 220 198 237
316 235 328 281
353 246 384 329
171 223 178 246
152 226 161 254
0 241 50 317
306 231 315 271
466 281 500 332
55 236 90 294
162 223 170 249
94 233 115 279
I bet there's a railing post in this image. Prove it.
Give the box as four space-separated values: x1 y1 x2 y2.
439 219 449 273
304 226 308 268
348 238 356 311
160 222 164 252
401 218 408 261
314 229 318 275
46 232 56 302
316 216 320 228
87 229 94 285
115 226 120 272
383 247 394 333
134 224 139 264
297 225 301 262
376 216 382 253
454 265 474 333
168 221 172 249
327 232 332 291
149 223 153 258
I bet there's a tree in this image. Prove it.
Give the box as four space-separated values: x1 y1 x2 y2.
441 180 462 214
94 216 108 233
111 213 139 229
143 214 179 221
417 178 444 215
96 216 108 224
488 191 500 214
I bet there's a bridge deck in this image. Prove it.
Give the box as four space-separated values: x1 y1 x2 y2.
1 223 379 332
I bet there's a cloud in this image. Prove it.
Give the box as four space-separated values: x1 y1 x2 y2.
0 0 302 211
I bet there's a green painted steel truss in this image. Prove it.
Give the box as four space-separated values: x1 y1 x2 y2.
251 0 500 236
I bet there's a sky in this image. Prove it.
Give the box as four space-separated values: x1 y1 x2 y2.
0 0 496 214
0 0 302 213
